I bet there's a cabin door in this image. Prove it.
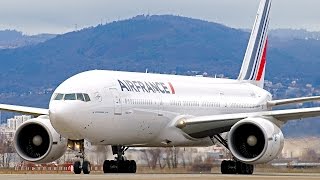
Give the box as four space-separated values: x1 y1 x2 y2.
109 88 122 115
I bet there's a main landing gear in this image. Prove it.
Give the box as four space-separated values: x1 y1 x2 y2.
212 135 254 175
220 160 254 174
69 140 91 174
103 145 137 173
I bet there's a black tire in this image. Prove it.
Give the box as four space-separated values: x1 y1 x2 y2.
73 161 82 174
119 160 129 173
236 161 254 175
227 161 237 174
236 161 245 174
110 160 117 173
246 164 254 175
103 160 110 173
83 161 91 174
221 160 227 174
129 160 137 173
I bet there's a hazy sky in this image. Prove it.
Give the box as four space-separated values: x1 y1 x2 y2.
0 0 320 35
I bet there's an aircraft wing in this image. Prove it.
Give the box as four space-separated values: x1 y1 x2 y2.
176 107 320 138
0 104 48 116
267 96 320 107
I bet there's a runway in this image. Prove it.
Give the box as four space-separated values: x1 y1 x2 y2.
1 173 320 180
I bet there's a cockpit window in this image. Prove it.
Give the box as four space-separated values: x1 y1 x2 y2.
54 93 64 100
53 93 90 102
64 93 76 100
84 94 91 102
76 93 85 101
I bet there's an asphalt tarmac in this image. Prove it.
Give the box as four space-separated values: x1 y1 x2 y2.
1 173 320 180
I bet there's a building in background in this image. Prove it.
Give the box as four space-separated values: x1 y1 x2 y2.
281 137 320 161
7 115 32 130
3 115 32 140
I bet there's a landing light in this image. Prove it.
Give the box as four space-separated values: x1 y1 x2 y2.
76 144 81 150
176 120 186 129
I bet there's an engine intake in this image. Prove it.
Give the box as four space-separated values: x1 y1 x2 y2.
17 123 50 159
228 118 284 164
14 115 67 163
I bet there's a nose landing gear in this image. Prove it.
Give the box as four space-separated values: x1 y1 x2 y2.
69 140 91 174
69 140 136 174
73 160 91 174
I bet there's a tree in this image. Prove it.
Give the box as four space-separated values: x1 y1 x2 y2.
0 132 14 168
94 145 109 165
140 148 162 169
0 133 4 167
162 147 182 169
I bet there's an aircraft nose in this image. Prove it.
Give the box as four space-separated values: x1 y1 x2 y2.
49 102 77 137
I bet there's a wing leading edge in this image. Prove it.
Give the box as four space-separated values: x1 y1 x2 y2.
0 104 48 116
176 107 320 138
267 96 320 107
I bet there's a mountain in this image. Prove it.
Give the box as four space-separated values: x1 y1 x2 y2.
0 30 56 49
270 29 320 40
282 118 320 137
1 15 320 99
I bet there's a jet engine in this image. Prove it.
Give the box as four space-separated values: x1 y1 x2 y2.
14 115 67 163
228 118 284 164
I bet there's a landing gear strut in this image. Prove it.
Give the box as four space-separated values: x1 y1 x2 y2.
103 145 137 173
212 135 254 175
68 140 91 174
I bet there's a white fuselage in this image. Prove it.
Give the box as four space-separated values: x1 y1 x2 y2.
48 70 272 147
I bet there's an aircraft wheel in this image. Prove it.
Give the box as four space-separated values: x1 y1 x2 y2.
83 161 91 174
103 160 110 173
128 160 137 173
221 160 237 174
73 161 82 174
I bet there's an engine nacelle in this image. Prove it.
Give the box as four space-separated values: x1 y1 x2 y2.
14 115 68 163
228 118 284 164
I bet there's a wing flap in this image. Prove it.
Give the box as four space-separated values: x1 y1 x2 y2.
0 104 48 116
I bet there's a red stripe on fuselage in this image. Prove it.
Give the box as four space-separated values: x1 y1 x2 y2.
168 82 175 94
256 39 268 81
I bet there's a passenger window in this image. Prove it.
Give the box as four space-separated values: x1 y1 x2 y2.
54 93 64 100
76 93 85 101
64 93 76 100
84 94 91 102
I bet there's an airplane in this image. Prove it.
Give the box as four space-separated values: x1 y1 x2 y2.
1 0 320 175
